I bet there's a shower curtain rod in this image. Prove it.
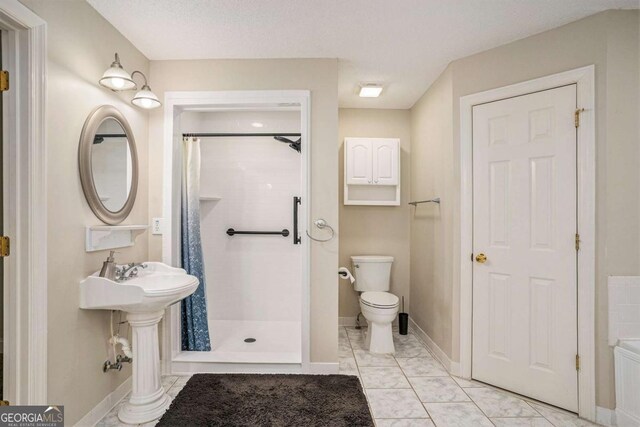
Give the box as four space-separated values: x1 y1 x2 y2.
182 132 301 138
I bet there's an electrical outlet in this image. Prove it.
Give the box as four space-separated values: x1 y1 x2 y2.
152 218 163 235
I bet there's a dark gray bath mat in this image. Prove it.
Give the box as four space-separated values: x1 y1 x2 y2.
157 373 374 427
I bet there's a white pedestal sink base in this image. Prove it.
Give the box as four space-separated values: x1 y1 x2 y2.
118 391 171 425
118 310 171 424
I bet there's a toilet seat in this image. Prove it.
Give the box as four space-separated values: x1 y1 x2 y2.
360 291 399 309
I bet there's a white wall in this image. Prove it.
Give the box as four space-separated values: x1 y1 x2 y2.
338 109 411 318
19 1 150 424
410 9 640 409
409 68 454 356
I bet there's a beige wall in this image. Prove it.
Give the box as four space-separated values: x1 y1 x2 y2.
338 109 411 318
411 10 640 409
409 68 455 356
19 1 150 424
146 59 339 363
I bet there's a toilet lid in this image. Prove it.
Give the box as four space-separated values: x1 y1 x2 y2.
361 291 399 308
619 340 640 355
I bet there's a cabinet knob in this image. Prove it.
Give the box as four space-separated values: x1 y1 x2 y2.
368 180 372 183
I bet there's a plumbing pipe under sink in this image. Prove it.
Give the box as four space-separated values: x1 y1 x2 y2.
110 335 132 359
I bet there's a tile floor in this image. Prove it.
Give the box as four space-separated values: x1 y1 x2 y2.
96 326 600 427
340 326 600 427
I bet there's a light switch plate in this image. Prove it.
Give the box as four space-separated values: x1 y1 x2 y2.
152 218 163 235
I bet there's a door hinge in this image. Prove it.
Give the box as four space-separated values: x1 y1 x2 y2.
574 108 585 128
575 354 580 371
0 236 10 257
575 233 580 251
0 70 8 92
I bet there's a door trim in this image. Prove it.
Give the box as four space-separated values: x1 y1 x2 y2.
459 66 595 420
161 90 311 373
0 0 47 404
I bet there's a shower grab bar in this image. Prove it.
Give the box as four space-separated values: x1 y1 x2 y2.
226 228 290 237
293 197 301 245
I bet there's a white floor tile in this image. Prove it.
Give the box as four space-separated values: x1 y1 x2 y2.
424 402 494 427
95 400 136 427
393 336 431 358
339 341 355 358
451 376 485 388
408 377 470 403
491 417 554 426
95 328 588 427
465 387 539 418
350 337 368 350
354 349 398 367
375 418 435 427
360 366 411 389
528 402 599 427
171 375 192 389
167 385 184 398
339 356 359 376
396 357 448 377
161 375 178 390
366 389 429 419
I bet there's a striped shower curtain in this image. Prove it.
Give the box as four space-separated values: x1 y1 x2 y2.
180 137 212 351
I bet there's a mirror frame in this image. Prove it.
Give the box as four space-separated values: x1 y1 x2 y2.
78 105 139 225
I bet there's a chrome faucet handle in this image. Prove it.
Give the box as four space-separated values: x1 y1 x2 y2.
117 262 148 281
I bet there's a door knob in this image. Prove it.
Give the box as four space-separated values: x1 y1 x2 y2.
475 253 487 263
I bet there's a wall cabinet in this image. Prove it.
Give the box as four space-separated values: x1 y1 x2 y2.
344 137 400 205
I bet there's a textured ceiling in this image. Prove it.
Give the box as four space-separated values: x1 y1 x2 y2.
87 0 638 109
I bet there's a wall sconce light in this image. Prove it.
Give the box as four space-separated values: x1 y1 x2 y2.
99 53 161 109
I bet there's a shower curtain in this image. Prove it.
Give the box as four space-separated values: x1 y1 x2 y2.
180 137 212 351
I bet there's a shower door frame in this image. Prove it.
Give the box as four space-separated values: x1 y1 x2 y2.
161 90 311 374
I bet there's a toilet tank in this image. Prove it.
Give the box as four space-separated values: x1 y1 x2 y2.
351 256 394 292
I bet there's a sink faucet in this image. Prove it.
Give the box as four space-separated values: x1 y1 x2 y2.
116 263 147 282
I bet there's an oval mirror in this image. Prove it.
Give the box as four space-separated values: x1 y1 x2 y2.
79 105 138 224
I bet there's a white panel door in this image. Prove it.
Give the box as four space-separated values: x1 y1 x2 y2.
372 139 399 185
472 85 578 411
346 138 373 185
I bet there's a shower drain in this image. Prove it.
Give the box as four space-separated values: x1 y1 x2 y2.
244 338 256 343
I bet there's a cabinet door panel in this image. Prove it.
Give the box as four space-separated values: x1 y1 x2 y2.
346 138 373 185
372 139 399 185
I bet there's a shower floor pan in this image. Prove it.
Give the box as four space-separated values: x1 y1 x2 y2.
174 320 301 364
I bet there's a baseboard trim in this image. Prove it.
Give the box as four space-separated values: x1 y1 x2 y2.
409 318 461 376
75 376 131 427
596 406 617 427
307 362 339 374
339 317 356 327
339 316 399 327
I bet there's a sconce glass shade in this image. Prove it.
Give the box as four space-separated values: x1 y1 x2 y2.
99 54 136 91
131 85 161 109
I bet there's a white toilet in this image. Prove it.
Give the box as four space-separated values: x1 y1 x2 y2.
351 255 399 354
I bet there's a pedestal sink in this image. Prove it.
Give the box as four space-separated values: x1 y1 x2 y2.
80 262 198 424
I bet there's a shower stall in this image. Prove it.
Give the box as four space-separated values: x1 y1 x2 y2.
162 92 310 373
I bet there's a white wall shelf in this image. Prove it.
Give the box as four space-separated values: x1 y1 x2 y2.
86 225 149 252
344 137 400 206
